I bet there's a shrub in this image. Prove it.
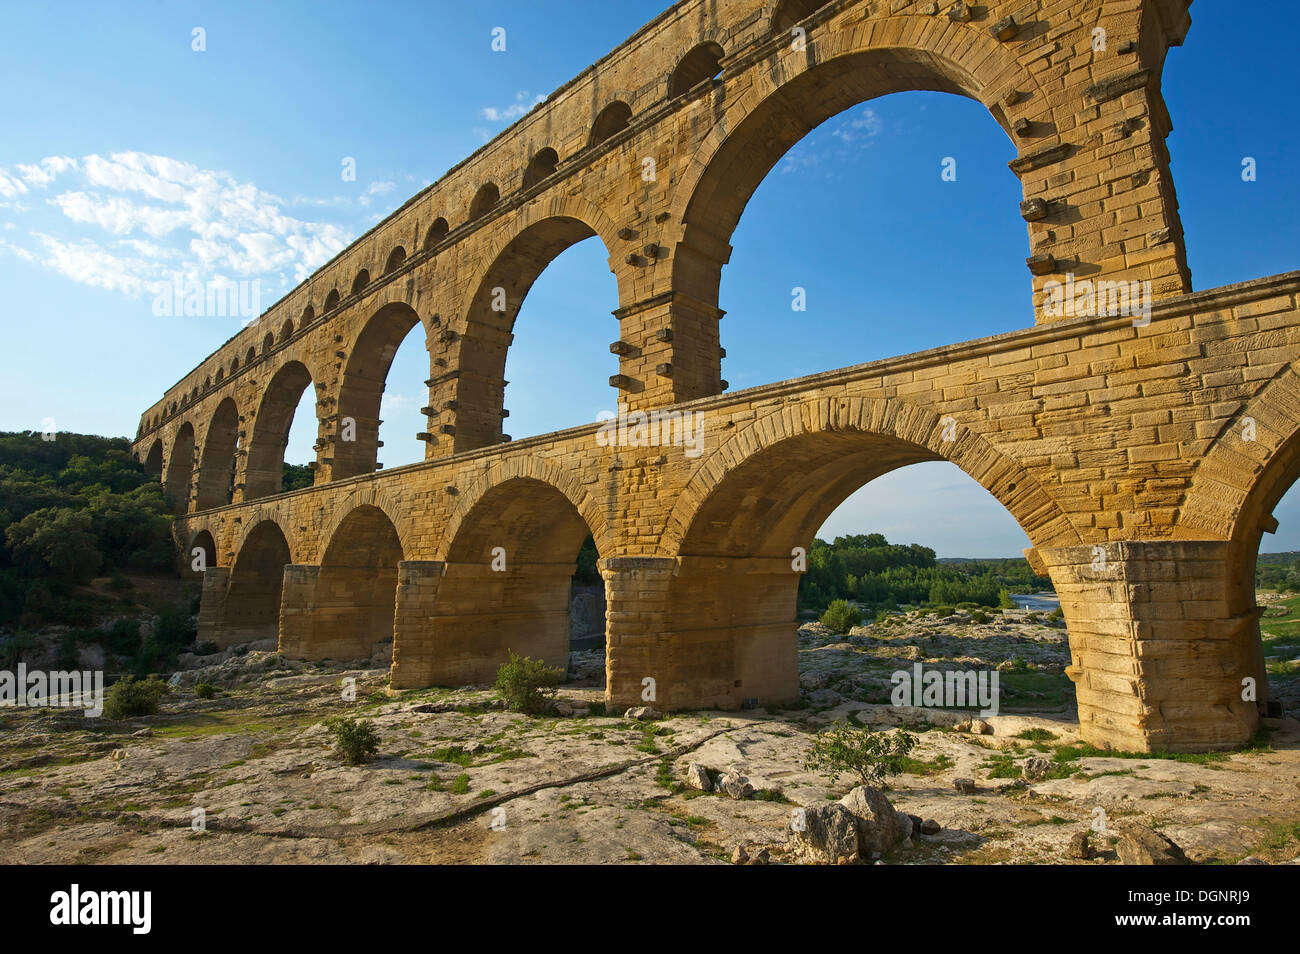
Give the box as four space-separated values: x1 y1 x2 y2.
970 609 990 624
804 723 918 788
494 649 563 714
820 599 862 634
103 675 169 720
326 716 380 765
1048 606 1065 621
194 682 216 699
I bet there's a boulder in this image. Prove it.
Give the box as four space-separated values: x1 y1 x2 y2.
969 718 993 735
838 785 907 855
799 670 832 691
806 688 842 708
788 803 861 865
623 706 662 721
1067 830 1093 860
953 777 977 794
1116 825 1190 865
685 762 713 792
717 771 754 799
920 818 941 835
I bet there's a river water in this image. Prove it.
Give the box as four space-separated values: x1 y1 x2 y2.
1009 592 1061 611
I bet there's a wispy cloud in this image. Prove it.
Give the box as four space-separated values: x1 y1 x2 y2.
479 90 545 123
0 151 352 301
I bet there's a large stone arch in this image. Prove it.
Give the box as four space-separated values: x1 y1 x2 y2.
641 395 1079 710
243 360 320 500
444 199 624 453
439 454 611 563
333 301 429 481
317 484 413 563
394 460 608 688
163 421 196 513
142 439 163 478
664 396 1080 556
219 518 293 648
290 504 406 662
196 397 239 511
657 17 1067 404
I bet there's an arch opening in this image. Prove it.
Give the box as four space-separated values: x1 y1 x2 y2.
185 529 216 581
334 302 425 479
424 217 449 249
771 0 834 33
408 477 601 686
469 183 499 221
297 506 405 662
668 42 724 98
223 520 291 647
324 288 340 311
662 424 1057 710
196 397 239 510
383 246 407 275
244 360 316 500
163 422 195 513
143 439 163 479
589 101 632 146
350 269 370 296
455 215 613 451
522 147 559 189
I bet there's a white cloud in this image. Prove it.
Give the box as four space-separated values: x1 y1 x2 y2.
0 151 352 299
480 91 545 123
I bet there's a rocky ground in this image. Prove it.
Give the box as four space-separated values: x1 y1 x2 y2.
2 604 1299 865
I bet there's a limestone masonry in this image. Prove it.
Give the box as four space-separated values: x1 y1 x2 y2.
132 0 1298 753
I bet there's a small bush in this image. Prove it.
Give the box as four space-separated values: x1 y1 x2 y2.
494 649 563 714
820 599 863 634
326 716 380 765
970 609 990 624
194 682 216 699
1048 606 1065 621
804 723 918 788
103 675 169 720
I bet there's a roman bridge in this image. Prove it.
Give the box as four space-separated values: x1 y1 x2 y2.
131 0 1300 752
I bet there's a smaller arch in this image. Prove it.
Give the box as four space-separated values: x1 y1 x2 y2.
262 332 275 354
771 0 833 33
185 529 217 579
324 288 341 311
522 147 559 189
590 101 632 147
245 346 256 364
424 217 449 249
383 246 407 275
301 304 315 325
351 269 370 296
216 368 225 383
668 42 724 98
469 183 500 221
279 319 294 342
143 440 163 478
223 519 292 646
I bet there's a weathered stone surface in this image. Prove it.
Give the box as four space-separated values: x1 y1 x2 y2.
789 803 860 865
685 763 713 792
1116 825 1190 865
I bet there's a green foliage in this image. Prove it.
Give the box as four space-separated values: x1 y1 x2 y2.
0 431 179 629
1256 552 1300 592
796 532 1052 614
573 533 601 585
494 649 563 714
103 675 169 720
326 716 380 764
194 682 216 699
804 723 918 788
820 598 862 633
281 462 315 492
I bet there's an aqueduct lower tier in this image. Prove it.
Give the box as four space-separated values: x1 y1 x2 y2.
157 273 1300 754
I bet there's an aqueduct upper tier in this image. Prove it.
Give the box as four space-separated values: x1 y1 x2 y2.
134 0 1300 752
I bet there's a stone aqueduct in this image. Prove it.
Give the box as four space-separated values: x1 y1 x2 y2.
131 0 1299 752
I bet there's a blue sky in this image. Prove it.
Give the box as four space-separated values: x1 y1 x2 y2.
1 1 1296 556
